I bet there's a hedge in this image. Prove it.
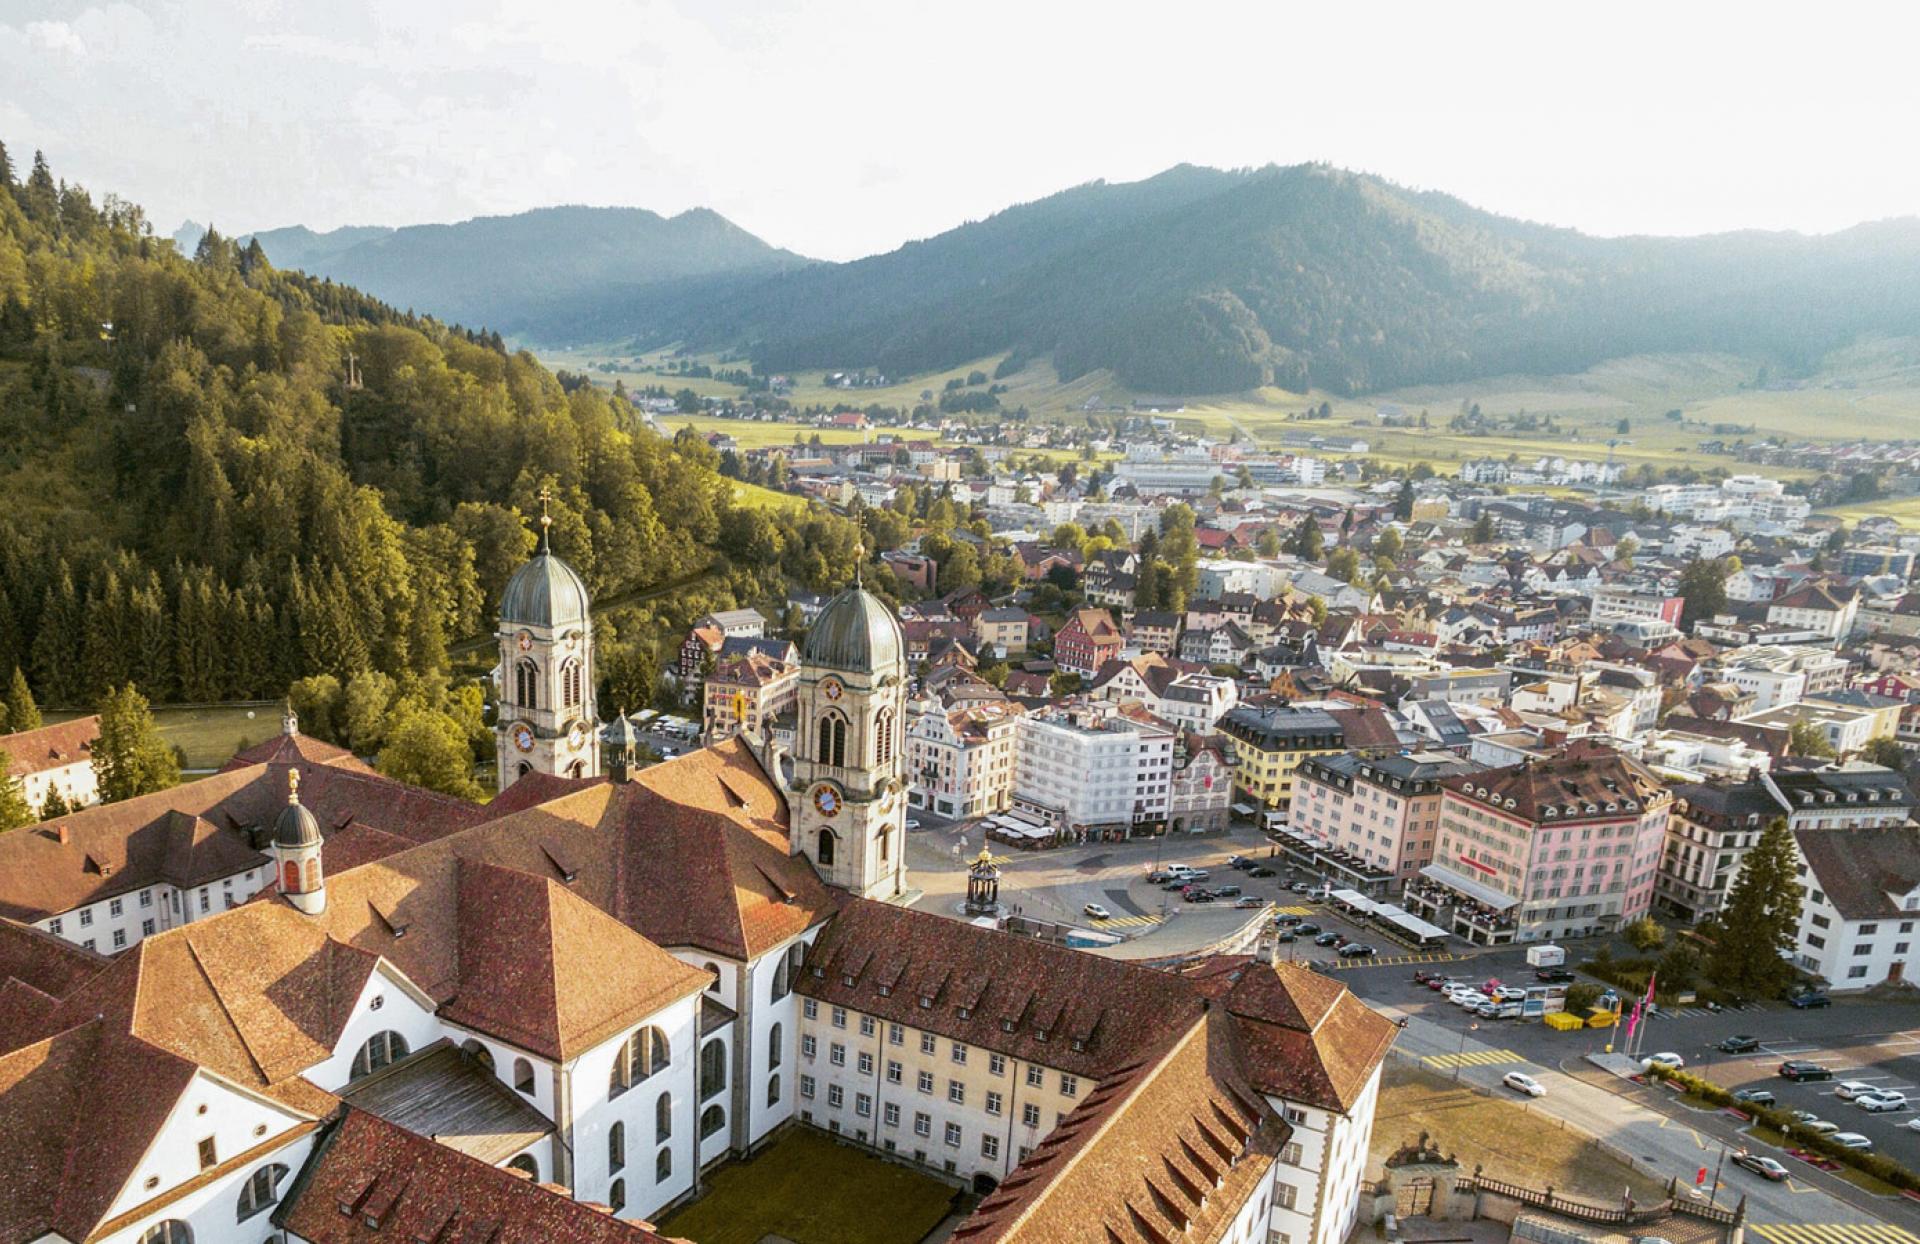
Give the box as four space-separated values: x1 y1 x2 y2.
1645 1065 1920 1191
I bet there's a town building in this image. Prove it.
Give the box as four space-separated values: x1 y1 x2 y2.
1766 584 1858 640
1406 742 1672 945
1168 733 1235 833
1218 705 1347 813
1052 607 1124 678
1011 700 1175 840
1792 825 1920 989
702 651 800 742
905 698 1024 820
1292 751 1484 897
972 607 1030 658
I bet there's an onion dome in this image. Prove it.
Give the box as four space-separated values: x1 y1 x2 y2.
802 585 904 676
274 769 322 849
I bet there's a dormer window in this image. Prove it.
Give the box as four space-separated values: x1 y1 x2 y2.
919 995 933 1009
1001 1019 1016 1033
842 974 856 987
1072 1038 1087 1052
878 984 892 997
812 966 824 978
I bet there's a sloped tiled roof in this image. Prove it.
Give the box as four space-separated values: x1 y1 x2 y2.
1797 826 1920 921
953 1014 1282 1244
275 1108 667 1243
0 714 99 776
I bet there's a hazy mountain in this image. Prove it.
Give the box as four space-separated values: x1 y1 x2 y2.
243 205 812 335
641 164 1920 395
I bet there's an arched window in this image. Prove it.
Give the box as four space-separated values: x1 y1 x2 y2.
567 760 584 779
874 707 895 766
609 1026 670 1097
608 1121 626 1174
817 828 837 867
280 860 299 891
655 1145 673 1183
770 954 790 1002
562 658 583 708
768 1022 783 1071
303 858 321 890
515 658 540 709
699 1038 727 1101
235 1163 288 1221
700 1104 726 1139
140 1224 192 1244
350 1031 410 1080
508 1153 539 1181
767 1073 782 1107
817 711 847 767
704 962 722 994
655 1092 673 1140
609 1177 626 1213
513 1056 535 1095
517 761 532 778
461 1039 495 1072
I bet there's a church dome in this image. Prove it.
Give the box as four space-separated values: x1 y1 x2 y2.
803 585 904 676
500 550 591 629
274 772 322 849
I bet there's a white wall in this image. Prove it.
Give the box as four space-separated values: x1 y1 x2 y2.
567 991 701 1223
304 968 442 1094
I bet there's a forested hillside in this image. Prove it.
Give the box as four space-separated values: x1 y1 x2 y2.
0 141 865 786
238 205 810 343
643 164 1920 395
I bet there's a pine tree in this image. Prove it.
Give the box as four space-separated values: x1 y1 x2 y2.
1471 512 1496 544
22 151 58 224
80 569 132 699
92 684 181 803
1707 817 1803 997
0 138 13 190
31 563 81 706
1289 515 1324 561
38 787 70 820
6 667 41 732
0 750 34 830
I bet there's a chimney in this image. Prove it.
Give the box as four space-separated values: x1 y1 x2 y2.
56 823 69 845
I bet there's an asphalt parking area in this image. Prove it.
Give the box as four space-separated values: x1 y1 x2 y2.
1690 1027 1920 1167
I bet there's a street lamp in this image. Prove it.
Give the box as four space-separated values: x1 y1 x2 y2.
1452 1020 1480 1083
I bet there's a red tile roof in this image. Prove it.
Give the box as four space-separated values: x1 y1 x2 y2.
223 728 374 774
0 714 98 776
276 1108 669 1243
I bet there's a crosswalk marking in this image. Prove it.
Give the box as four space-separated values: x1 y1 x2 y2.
1092 912 1162 928
1320 951 1459 971
1753 1224 1920 1244
1271 905 1314 916
1422 1048 1524 1071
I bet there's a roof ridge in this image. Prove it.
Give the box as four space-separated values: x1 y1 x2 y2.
180 932 270 1083
988 1016 1210 1242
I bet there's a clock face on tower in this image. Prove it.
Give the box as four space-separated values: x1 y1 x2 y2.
567 719 590 751
516 630 534 653
511 723 535 753
822 679 843 702
813 785 841 817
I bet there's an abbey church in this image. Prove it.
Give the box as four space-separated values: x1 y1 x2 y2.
0 536 1394 1244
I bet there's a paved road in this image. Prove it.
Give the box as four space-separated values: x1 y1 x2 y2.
1384 1006 1913 1232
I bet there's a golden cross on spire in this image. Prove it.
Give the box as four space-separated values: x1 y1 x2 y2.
537 485 554 550
287 767 301 806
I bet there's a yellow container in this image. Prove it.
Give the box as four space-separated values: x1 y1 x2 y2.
1585 1009 1618 1029
1543 1011 1584 1031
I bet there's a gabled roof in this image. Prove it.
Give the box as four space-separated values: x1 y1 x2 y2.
953 1014 1282 1244
223 728 374 775
439 859 709 1061
1797 826 1920 921
0 714 99 776
275 1108 666 1243
798 899 1203 1080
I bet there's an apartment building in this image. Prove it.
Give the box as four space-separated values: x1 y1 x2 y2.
1219 704 1347 813
702 651 799 741
1292 751 1484 897
905 698 1025 819
1793 826 1920 990
1052 607 1124 678
1011 700 1175 839
1407 742 1672 945
0 714 100 814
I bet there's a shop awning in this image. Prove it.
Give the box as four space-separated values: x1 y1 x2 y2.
1417 863 1520 912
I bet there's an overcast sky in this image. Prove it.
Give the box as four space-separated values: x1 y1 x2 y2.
5 1 1915 261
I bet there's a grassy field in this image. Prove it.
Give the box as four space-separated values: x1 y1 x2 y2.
47 701 279 771
730 479 807 511
1372 1063 1667 1202
658 1129 955 1244
541 336 1920 486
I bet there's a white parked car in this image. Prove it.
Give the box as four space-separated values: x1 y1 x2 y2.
1082 903 1112 921
1855 1090 1908 1113
1830 1132 1873 1150
1642 1052 1685 1071
1503 1071 1546 1097
1834 1080 1878 1101
1452 991 1489 1009
1492 985 1527 1002
1904 1117 1920 1133
1802 1120 1840 1136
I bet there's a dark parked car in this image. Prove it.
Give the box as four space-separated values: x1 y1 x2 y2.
1732 1088 1776 1107
1779 1060 1834 1082
1214 884 1243 898
1146 870 1172 884
1249 866 1278 878
1534 968 1576 984
1275 931 1297 943
1229 855 1254 869
1339 943 1377 958
1313 931 1342 947
1789 992 1832 1009
1294 923 1320 936
1184 888 1216 903
1719 1035 1760 1054
1274 913 1303 926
